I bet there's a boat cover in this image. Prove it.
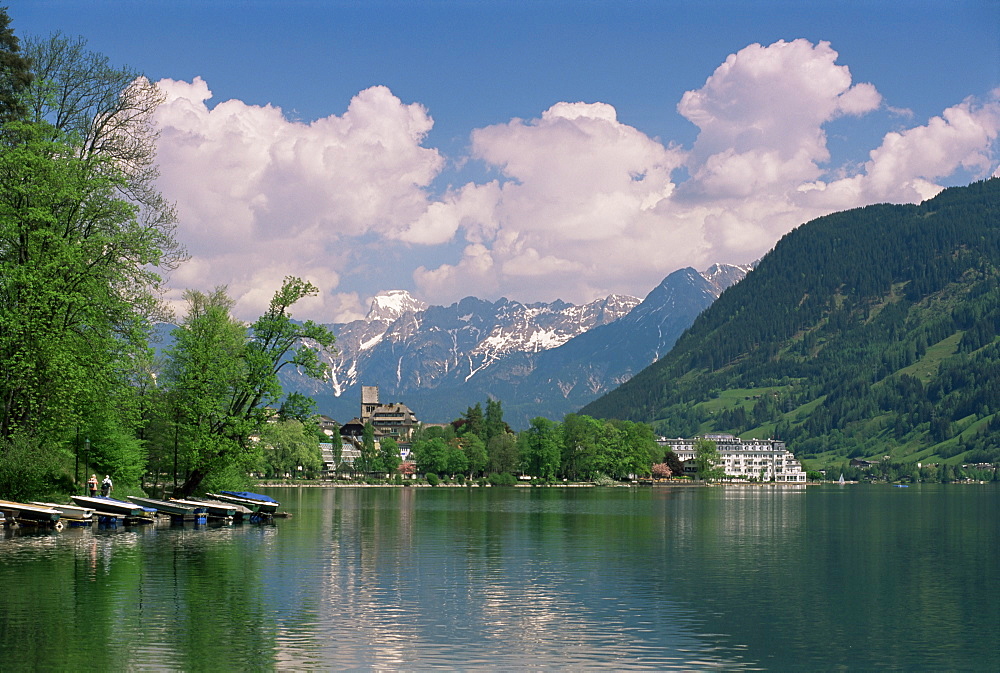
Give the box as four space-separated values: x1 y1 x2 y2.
220 491 279 504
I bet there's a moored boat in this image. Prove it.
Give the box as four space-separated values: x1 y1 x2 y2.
126 495 205 516
0 499 61 523
217 491 280 514
171 498 240 519
71 495 146 517
207 491 279 514
32 502 94 521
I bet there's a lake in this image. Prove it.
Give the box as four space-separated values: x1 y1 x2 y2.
1 484 997 670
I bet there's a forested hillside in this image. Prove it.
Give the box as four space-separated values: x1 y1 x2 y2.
581 179 1000 468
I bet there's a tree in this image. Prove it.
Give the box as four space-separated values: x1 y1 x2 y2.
487 432 519 475
378 436 401 475
663 450 685 477
619 420 658 478
460 403 485 440
561 414 601 480
164 288 251 489
413 437 449 475
0 32 181 488
329 424 343 472
460 434 488 478
694 438 725 481
520 417 561 481
356 422 377 475
0 9 32 121
279 392 318 424
484 398 507 442
23 33 178 230
445 439 469 477
651 463 673 479
260 419 321 478
595 421 628 479
164 278 335 495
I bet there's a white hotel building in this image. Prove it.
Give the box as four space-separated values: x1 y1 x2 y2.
659 434 807 482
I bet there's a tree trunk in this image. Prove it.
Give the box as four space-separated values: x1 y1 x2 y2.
175 467 208 498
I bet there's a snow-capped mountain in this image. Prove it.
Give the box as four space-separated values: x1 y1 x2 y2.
365 290 428 322
285 264 749 425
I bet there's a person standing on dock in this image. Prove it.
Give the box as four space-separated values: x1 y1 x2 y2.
101 475 113 497
87 474 98 497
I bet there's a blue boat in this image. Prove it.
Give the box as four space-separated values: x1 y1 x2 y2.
210 491 280 514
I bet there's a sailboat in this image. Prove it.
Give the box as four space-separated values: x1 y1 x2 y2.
838 474 846 485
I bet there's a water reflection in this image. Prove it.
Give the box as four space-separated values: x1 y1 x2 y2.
1 485 997 670
264 487 755 669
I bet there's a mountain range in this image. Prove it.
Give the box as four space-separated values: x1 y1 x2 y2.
581 178 1000 468
285 264 749 425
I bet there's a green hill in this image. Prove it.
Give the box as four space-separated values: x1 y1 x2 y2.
580 178 1000 470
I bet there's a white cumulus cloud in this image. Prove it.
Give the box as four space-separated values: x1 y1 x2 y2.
154 78 443 320
153 41 1000 319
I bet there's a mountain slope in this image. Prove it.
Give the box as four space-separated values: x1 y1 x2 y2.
581 178 1000 467
498 264 750 423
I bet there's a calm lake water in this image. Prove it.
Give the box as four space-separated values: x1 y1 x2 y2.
1 484 997 671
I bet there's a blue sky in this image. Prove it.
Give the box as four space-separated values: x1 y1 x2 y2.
12 1 1000 322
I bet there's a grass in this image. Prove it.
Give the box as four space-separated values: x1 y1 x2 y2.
897 331 963 382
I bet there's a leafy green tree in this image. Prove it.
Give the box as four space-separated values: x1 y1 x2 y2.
23 33 177 226
619 420 658 478
561 414 601 480
520 417 561 481
413 437 449 475
594 421 628 479
260 419 321 478
279 392 318 424
487 432 519 475
0 435 65 501
164 288 250 488
164 279 334 495
460 434 488 478
378 436 401 475
356 422 377 474
446 438 469 476
0 33 181 488
329 424 343 472
694 438 725 481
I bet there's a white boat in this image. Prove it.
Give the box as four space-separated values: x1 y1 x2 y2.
0 499 62 523
127 496 206 516
172 498 241 519
32 502 94 521
71 495 146 517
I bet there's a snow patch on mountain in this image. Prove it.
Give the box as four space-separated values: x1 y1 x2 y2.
365 290 427 322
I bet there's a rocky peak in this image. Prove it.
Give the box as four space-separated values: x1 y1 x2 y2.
365 290 427 322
